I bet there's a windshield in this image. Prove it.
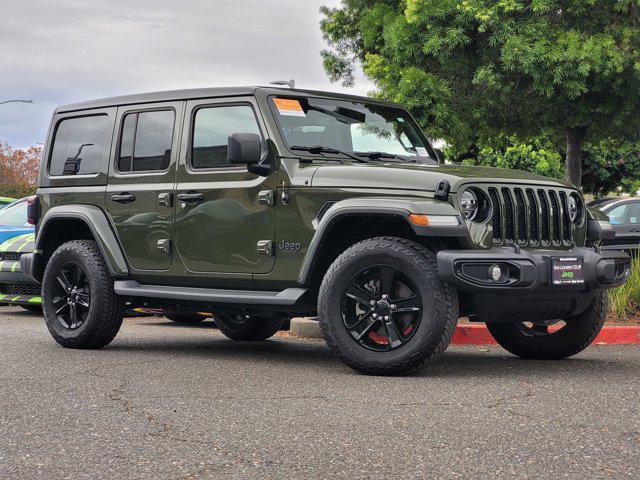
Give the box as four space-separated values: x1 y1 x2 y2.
269 96 437 163
0 200 28 227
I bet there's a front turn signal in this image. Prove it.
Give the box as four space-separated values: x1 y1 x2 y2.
409 214 430 226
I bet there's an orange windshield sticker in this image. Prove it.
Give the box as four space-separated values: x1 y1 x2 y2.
273 98 306 117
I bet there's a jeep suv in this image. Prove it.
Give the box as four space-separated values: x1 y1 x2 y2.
22 87 630 375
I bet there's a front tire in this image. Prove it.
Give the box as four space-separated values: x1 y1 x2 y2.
486 292 607 359
216 314 284 341
318 237 459 376
42 240 124 349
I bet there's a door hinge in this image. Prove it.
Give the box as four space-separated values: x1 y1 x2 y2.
157 238 172 254
158 192 173 207
257 240 273 257
258 190 275 206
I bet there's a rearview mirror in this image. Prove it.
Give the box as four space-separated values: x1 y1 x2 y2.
228 133 262 165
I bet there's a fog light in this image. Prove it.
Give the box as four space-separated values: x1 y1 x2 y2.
489 264 503 282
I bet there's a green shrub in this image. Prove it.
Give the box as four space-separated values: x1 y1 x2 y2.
0 183 35 199
608 254 640 321
462 137 564 179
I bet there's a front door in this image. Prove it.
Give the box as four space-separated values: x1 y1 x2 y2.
105 102 183 271
173 97 276 274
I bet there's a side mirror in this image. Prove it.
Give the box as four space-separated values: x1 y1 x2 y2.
228 133 262 165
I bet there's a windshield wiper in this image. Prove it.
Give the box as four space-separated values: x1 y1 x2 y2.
290 145 368 163
355 151 417 163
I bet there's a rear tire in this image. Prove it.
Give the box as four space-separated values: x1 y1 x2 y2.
318 237 459 376
165 312 205 324
42 240 124 349
216 314 284 341
486 292 607 359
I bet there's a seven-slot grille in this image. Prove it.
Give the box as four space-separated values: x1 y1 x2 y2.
483 186 577 247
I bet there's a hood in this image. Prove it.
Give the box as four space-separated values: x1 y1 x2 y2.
310 162 573 192
0 226 35 245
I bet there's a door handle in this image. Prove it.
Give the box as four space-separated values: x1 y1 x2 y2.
177 192 204 204
110 193 136 204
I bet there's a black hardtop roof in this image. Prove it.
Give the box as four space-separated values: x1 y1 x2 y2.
56 86 398 113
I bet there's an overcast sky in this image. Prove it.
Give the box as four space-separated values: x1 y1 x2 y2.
0 0 372 148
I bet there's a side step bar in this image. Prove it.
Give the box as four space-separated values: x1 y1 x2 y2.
113 280 308 306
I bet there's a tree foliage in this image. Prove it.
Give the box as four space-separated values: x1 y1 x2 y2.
320 0 640 186
0 142 41 198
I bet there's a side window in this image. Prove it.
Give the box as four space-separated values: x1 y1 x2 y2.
192 105 261 169
118 110 174 173
607 204 627 225
49 115 111 176
625 202 640 224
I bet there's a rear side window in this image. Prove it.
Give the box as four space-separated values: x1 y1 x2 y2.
118 110 174 173
49 115 111 176
192 105 261 169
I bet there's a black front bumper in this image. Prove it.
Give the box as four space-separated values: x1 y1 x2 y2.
437 246 630 294
437 246 630 323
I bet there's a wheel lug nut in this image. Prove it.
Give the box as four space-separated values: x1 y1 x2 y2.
372 313 378 319
390 304 396 310
382 294 388 300
370 300 375 306
384 316 390 321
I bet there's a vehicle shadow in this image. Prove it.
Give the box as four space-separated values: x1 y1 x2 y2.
106 321 635 379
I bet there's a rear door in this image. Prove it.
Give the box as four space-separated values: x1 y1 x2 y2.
172 97 276 274
105 102 183 271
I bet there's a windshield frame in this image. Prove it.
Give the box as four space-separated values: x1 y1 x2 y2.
266 94 439 165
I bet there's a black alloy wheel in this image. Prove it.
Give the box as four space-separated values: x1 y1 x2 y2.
342 265 422 351
51 261 91 330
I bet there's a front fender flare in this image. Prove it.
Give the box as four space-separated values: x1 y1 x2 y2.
297 197 467 285
34 205 129 279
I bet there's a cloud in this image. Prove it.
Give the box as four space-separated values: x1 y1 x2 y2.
0 0 373 147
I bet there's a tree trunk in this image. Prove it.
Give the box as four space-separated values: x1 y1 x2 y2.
565 127 587 187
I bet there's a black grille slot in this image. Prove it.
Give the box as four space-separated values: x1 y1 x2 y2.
0 283 41 296
488 188 501 243
484 186 574 247
0 252 22 261
559 192 572 242
514 188 527 244
461 264 492 282
501 188 515 242
549 190 561 243
526 189 539 243
538 190 551 243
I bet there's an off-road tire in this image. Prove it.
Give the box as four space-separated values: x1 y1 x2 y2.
318 237 459 376
20 304 42 312
486 292 607 359
216 314 284 341
165 312 205 324
42 240 125 349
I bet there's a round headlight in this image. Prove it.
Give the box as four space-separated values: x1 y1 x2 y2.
568 193 581 223
460 190 479 221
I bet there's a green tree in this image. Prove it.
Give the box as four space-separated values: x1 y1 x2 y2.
320 0 640 187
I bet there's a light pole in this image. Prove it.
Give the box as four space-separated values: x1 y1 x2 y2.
0 99 33 106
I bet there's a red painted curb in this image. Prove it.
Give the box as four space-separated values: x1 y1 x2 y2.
451 323 640 345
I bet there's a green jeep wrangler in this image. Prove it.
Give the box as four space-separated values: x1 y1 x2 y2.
22 87 630 375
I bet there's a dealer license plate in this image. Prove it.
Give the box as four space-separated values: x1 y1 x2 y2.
551 257 584 286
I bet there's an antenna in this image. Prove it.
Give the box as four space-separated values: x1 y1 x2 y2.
270 79 296 89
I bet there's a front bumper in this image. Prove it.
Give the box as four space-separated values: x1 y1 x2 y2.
437 246 630 294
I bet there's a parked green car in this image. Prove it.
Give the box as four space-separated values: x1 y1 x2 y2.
0 233 41 310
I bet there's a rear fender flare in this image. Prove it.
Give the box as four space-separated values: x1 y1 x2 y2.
35 205 129 278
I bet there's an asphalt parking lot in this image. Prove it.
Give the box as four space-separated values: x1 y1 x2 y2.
0 305 638 479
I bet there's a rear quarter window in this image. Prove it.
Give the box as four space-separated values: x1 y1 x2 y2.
49 115 111 176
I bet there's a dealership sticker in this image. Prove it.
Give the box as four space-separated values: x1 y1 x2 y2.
273 98 306 117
